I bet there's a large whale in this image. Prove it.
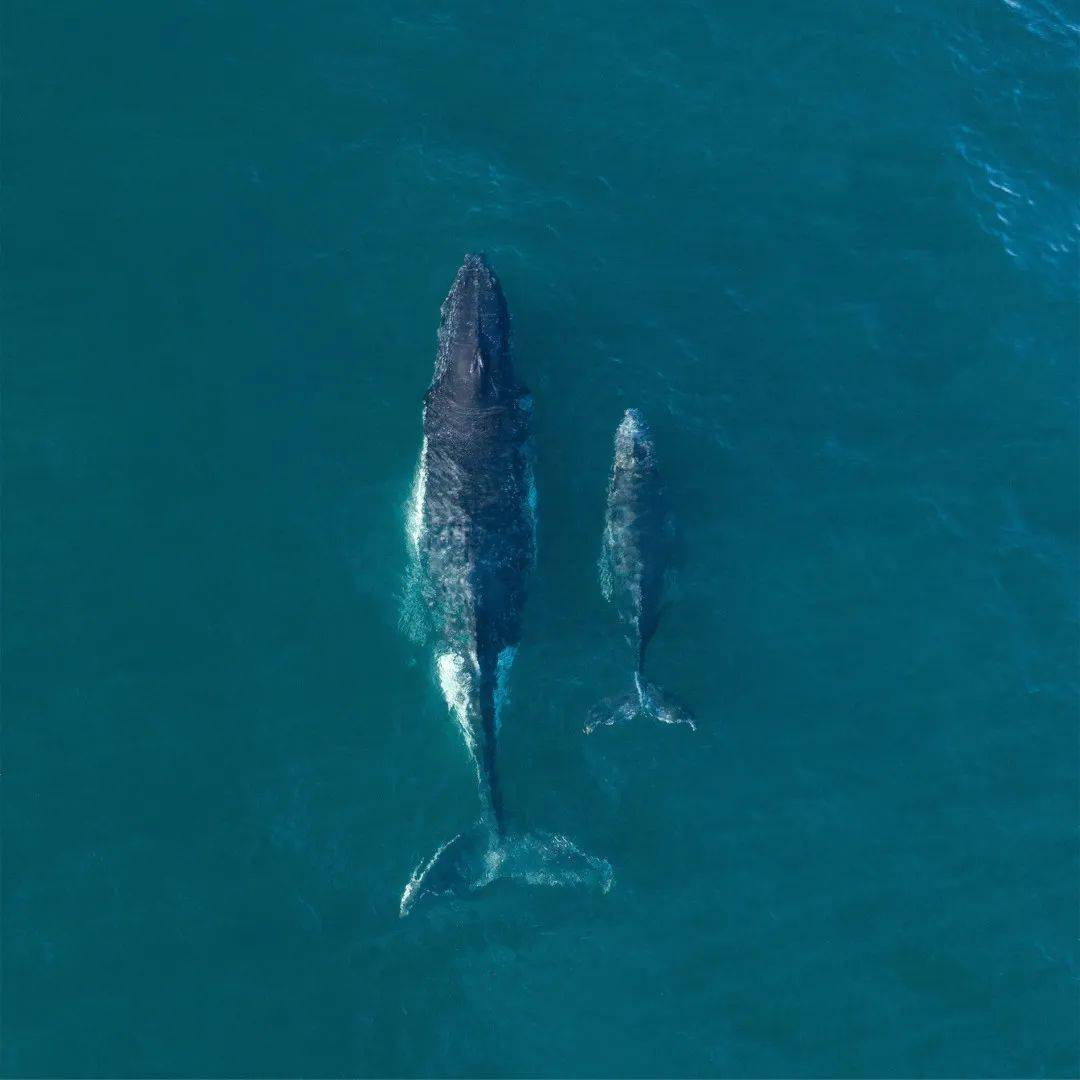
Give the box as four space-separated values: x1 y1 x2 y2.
585 409 695 733
401 254 612 915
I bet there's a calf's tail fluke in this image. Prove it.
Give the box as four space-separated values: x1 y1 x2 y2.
399 822 614 917
584 672 696 734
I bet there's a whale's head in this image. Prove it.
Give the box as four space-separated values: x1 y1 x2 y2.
614 408 655 470
435 254 515 406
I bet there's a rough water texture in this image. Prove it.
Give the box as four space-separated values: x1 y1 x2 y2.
4 0 1078 1076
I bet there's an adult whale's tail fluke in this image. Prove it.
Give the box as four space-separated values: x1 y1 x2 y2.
399 822 614 917
584 673 696 734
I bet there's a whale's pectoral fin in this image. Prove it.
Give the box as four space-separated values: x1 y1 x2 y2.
584 694 638 734
640 681 696 731
400 825 613 917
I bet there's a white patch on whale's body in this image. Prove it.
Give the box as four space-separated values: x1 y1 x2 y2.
494 645 517 734
598 519 616 602
399 436 430 644
436 650 479 758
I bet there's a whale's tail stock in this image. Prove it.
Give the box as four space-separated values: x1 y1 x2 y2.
584 672 696 734
399 822 613 916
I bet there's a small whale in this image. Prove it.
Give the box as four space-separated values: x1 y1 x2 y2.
401 255 612 915
586 409 695 734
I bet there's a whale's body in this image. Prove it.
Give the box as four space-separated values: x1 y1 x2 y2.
600 409 667 673
587 409 695 733
402 255 610 914
416 254 535 832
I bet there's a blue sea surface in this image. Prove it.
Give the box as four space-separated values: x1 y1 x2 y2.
4 1 1078 1076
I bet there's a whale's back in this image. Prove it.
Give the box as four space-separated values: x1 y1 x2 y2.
600 410 668 651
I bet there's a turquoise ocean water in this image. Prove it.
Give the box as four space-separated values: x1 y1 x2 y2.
4 2 1078 1076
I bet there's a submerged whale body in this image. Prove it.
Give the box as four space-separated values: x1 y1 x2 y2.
586 409 695 734
401 254 612 915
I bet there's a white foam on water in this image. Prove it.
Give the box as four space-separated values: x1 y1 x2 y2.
398 438 432 644
480 843 506 885
404 437 428 556
613 407 652 469
953 127 1078 279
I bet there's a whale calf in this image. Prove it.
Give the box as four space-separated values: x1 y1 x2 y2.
585 409 695 734
401 254 612 915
